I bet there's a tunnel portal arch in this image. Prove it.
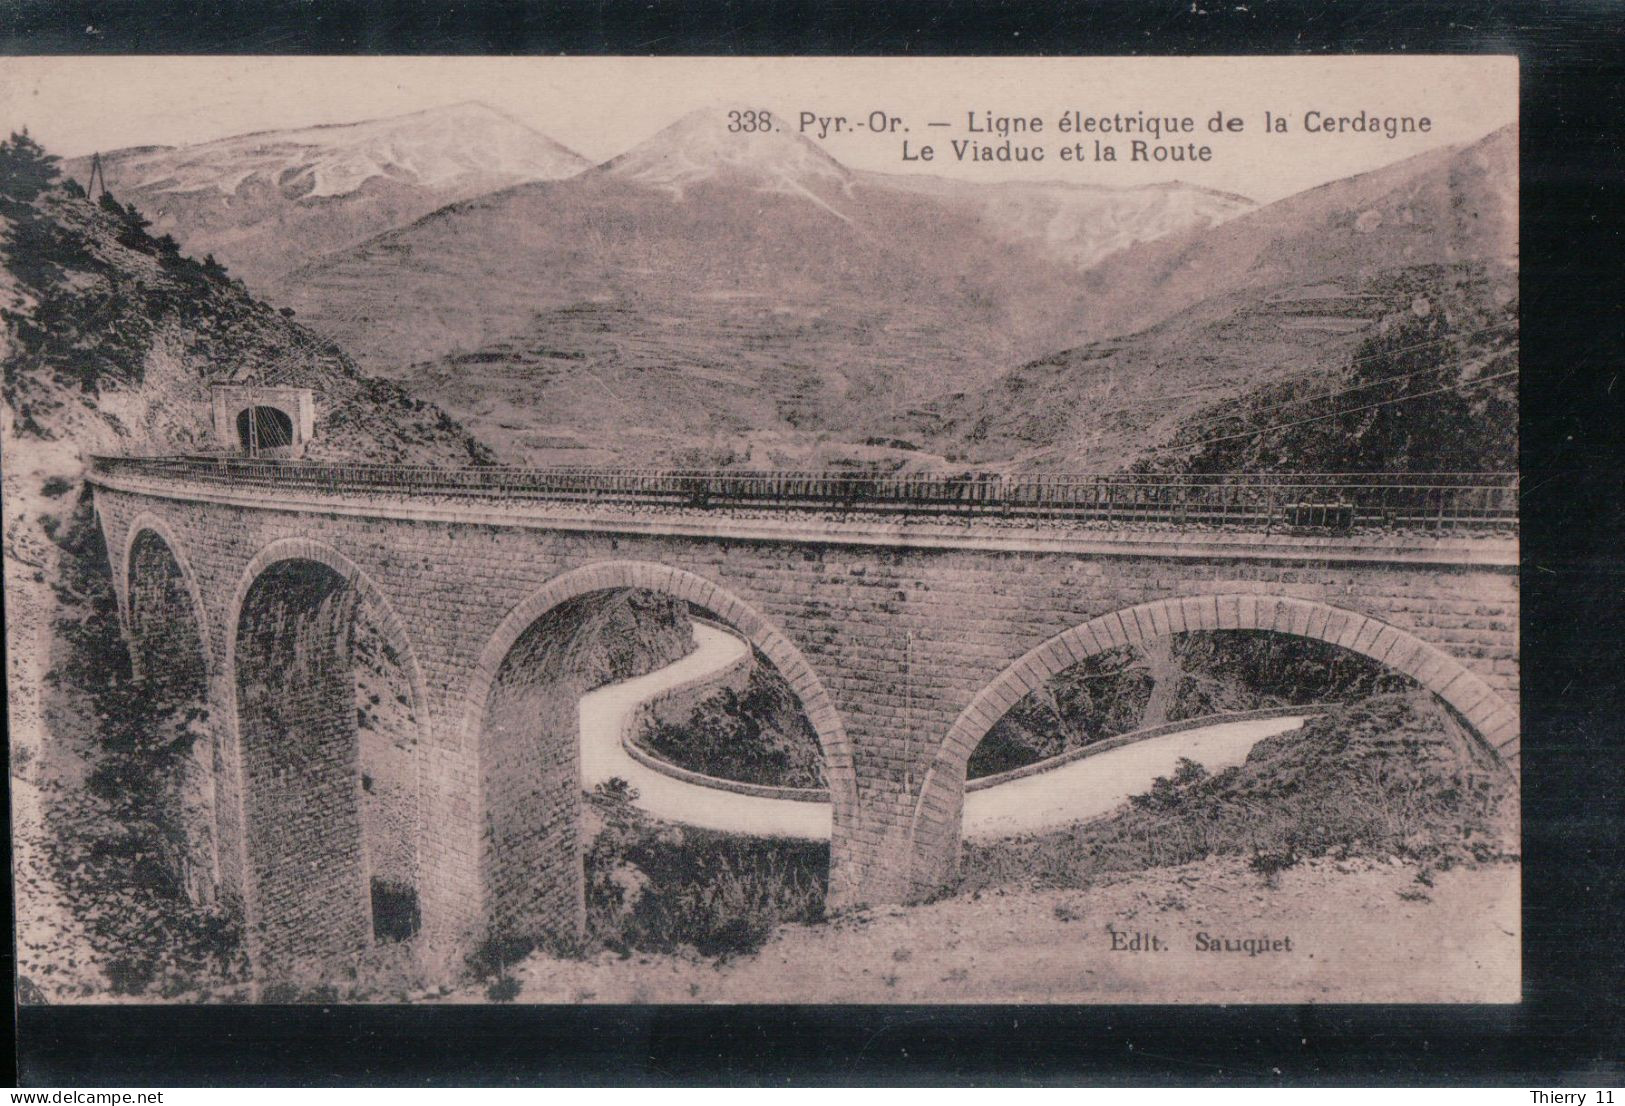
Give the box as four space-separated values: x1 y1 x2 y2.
235 405 296 453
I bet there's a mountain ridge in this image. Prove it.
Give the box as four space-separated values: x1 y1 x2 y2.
61 102 592 287
1068 124 1516 342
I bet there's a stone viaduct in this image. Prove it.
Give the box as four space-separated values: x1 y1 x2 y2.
88 461 1520 979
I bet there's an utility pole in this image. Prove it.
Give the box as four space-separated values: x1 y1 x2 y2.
87 152 106 198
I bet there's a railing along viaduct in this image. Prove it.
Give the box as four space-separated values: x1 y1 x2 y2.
87 458 1520 980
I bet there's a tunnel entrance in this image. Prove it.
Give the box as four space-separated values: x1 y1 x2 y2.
235 405 295 454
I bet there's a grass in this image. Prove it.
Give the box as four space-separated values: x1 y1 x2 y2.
583 780 827 960
955 692 1517 898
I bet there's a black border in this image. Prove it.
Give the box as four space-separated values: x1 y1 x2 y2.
6 0 1623 1087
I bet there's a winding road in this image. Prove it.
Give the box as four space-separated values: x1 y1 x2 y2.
580 623 1308 841
579 623 832 838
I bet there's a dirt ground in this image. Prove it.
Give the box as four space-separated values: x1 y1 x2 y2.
450 853 1520 1005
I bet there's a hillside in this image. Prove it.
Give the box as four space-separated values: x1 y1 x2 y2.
911 125 1517 473
273 109 1255 466
63 103 590 289
1070 124 1515 343
1141 265 1517 475
959 693 1517 899
913 261 1515 472
2 153 493 467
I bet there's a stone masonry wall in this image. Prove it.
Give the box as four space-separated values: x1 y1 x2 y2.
355 620 421 899
480 610 587 949
233 560 371 972
126 530 219 907
93 483 1519 970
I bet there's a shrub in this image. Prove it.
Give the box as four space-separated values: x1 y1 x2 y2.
584 785 826 961
635 660 825 789
958 693 1516 897
485 975 522 1003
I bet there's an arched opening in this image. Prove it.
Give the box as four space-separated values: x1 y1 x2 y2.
125 527 216 906
910 596 1519 896
469 563 855 967
235 405 295 453
965 629 1419 783
231 554 426 969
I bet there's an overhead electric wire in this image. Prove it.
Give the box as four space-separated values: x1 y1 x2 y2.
259 410 292 449
1159 367 1519 454
1176 321 1519 435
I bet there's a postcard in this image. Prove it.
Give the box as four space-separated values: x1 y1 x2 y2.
3 55 1519 1005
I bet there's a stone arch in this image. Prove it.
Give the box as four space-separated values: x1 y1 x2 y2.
122 517 219 905
464 560 861 930
907 594 1520 896
120 513 214 673
225 537 432 971
225 538 430 752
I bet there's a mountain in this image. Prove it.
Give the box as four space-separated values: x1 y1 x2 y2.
599 108 855 199
864 174 1253 271
62 103 591 288
273 108 1251 466
596 111 1252 266
1066 124 1516 343
907 125 1518 473
909 261 1516 473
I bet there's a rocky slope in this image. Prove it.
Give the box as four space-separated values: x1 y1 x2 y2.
63 103 590 289
2 171 493 466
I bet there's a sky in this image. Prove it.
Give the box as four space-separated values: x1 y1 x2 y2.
1 56 1516 203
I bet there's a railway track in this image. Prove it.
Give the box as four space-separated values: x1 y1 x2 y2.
88 456 1519 532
